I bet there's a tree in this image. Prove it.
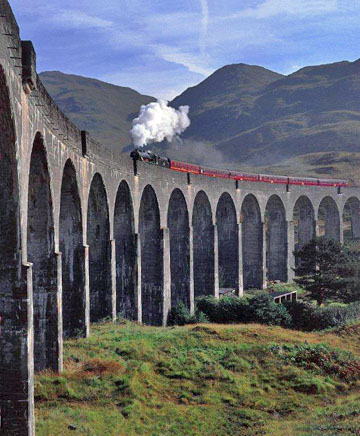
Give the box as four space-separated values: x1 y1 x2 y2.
293 237 355 306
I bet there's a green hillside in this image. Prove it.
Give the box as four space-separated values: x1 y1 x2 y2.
35 321 360 436
39 71 155 150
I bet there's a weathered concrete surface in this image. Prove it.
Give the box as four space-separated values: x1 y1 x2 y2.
1 1 360 434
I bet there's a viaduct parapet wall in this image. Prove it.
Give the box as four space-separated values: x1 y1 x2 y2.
1 1 360 434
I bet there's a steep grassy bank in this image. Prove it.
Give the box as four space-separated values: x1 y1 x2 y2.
35 322 360 436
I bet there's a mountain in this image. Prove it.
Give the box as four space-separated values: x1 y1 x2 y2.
39 71 155 150
170 60 360 183
40 61 360 184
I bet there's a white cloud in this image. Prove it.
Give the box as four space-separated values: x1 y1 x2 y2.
156 45 214 77
53 10 113 29
235 0 338 19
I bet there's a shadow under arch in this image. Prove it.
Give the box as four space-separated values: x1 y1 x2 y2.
318 196 340 242
168 188 190 309
265 195 287 282
343 197 360 246
27 132 58 372
59 159 85 338
114 180 137 320
139 185 163 326
293 196 315 266
216 192 238 290
87 173 111 322
192 191 214 297
241 194 263 289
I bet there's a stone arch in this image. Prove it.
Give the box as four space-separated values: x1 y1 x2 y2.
114 180 137 320
318 196 340 241
27 132 58 371
293 196 315 265
241 194 263 289
265 195 287 282
139 185 163 326
192 191 214 297
59 159 85 338
343 197 360 246
87 173 111 322
168 188 190 309
216 192 238 290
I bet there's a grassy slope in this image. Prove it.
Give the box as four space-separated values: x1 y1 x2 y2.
39 71 155 151
35 322 360 436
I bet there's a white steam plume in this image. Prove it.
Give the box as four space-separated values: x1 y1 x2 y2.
131 100 191 148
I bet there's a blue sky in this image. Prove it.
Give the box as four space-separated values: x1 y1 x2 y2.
10 0 360 99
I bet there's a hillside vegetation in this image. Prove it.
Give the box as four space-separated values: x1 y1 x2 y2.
39 71 155 150
35 321 360 436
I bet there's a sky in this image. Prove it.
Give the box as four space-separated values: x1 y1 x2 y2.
9 0 360 100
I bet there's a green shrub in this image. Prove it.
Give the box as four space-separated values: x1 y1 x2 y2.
247 293 292 327
196 293 291 327
167 302 208 326
284 301 360 331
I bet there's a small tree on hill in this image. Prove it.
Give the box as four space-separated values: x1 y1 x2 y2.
293 237 355 306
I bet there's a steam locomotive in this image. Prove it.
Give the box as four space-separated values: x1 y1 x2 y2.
130 148 349 188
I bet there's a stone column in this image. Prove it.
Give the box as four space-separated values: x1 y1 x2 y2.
189 226 195 315
110 239 117 321
214 224 219 299
84 244 90 337
339 219 344 245
0 263 35 436
56 252 63 373
237 223 244 296
287 220 295 283
135 233 142 324
162 228 171 326
261 221 267 289
315 219 321 238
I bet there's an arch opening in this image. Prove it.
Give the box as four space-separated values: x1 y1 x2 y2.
343 197 360 248
241 195 263 289
168 189 190 309
87 173 111 322
318 197 340 242
193 191 214 297
114 181 137 320
59 160 84 338
216 193 238 290
293 196 315 266
27 134 58 371
265 195 287 282
139 185 163 326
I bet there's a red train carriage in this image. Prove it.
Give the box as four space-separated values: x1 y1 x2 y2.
230 171 260 182
199 166 231 179
259 174 289 184
288 176 319 186
318 178 349 188
170 160 200 174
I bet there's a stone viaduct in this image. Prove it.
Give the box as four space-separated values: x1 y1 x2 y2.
1 1 360 434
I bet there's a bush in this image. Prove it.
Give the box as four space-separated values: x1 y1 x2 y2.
284 300 360 331
247 293 292 327
167 302 208 326
196 293 292 327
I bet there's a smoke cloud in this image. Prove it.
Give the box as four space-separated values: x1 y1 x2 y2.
130 99 191 148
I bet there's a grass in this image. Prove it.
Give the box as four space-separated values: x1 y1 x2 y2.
35 321 360 436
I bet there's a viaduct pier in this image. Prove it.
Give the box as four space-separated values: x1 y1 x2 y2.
1 1 360 434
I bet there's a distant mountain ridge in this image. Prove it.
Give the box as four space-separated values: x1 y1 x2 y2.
40 60 360 183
